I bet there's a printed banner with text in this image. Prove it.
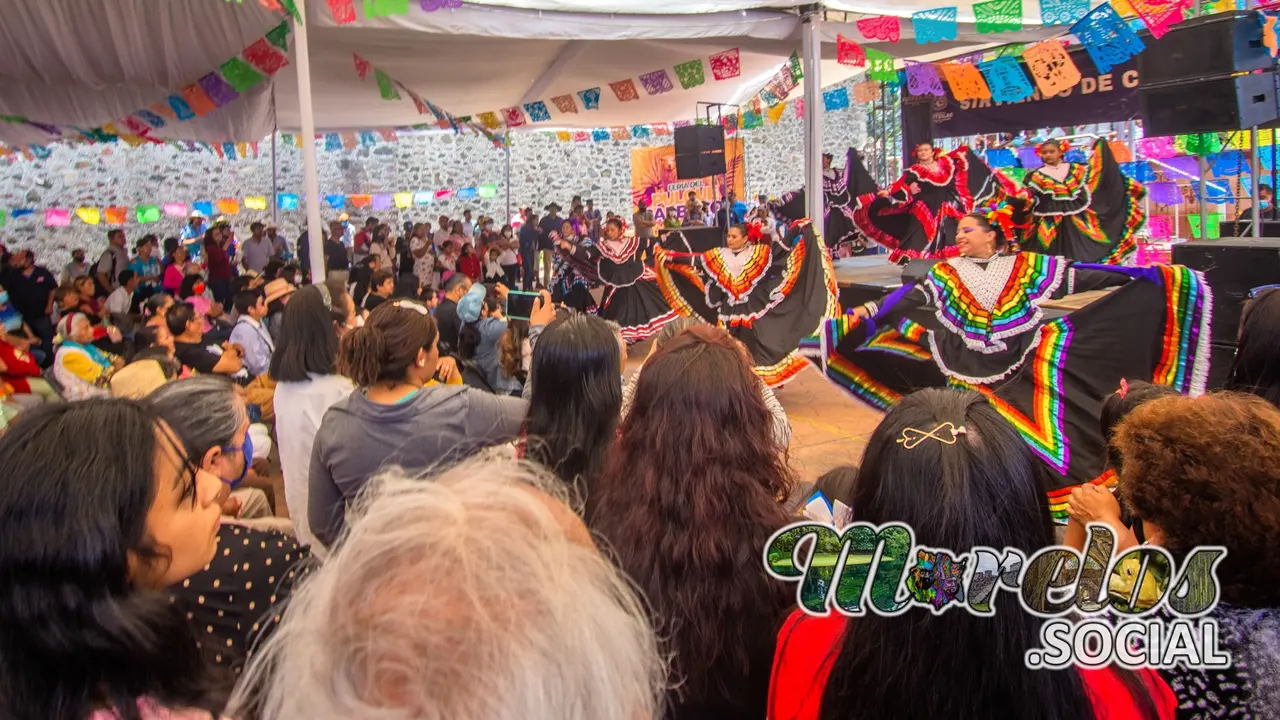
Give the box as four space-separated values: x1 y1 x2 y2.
631 139 745 224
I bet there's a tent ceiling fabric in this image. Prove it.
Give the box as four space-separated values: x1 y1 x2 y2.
0 0 1063 145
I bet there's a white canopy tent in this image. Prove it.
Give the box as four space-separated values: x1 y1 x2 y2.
0 0 1083 273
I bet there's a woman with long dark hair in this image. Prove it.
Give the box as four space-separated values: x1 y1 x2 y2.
810 207 1213 514
769 388 1174 720
524 312 622 491
0 399 229 719
589 325 795 719
1225 286 1280 407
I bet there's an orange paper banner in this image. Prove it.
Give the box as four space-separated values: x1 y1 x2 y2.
179 84 217 116
1021 41 1082 98
1108 140 1133 163
940 62 991 102
104 206 129 225
217 199 241 215
349 194 373 208
852 80 881 104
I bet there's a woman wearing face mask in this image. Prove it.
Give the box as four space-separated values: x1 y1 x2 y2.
1019 138 1145 264
807 204 1214 510
149 376 309 674
496 224 521 287
655 219 837 387
0 399 230 719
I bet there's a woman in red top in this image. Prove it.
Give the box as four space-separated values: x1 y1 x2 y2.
767 389 1176 720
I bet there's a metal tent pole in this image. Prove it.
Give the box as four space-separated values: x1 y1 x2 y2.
293 0 326 283
801 9 824 226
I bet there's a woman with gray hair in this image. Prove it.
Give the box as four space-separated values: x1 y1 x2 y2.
230 458 666 720
148 376 312 675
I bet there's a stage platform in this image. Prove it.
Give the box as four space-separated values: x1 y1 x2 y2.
832 255 905 309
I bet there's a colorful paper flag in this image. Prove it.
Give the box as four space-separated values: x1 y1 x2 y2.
217 199 241 215
478 112 502 130
852 80 882 103
372 194 394 210
610 79 640 102
795 98 805 119
502 106 526 127
353 54 372 80
137 205 161 224
974 0 1023 33
556 130 572 141
857 15 901 42
524 101 551 122
1071 4 1145 74
674 59 706 89
243 39 289 75
192 201 214 217
940 61 992 101
837 35 867 67
364 0 409 17
709 48 742 80
1109 140 1134 163
823 86 851 111
374 70 401 100
104 207 128 225
43 208 69 227
767 103 788 124
913 7 959 44
980 56 1035 102
865 48 898 84
574 131 590 142
434 189 452 199
393 193 414 209
1039 0 1089 25
324 195 346 209
199 73 239 107
1021 40 1082 97
244 197 268 210
341 132 357 150
578 87 601 110
1264 12 1279 58
179 84 217 117
219 57 266 93
611 126 632 140
905 60 946 97
163 203 187 217
478 184 499 198
551 95 578 114
1147 182 1183 205
1129 0 1192 39
413 192 433 205
75 207 101 225
639 69 674 96
349 194 373 208
1147 214 1173 239
277 193 300 210
328 0 357 23
592 128 611 141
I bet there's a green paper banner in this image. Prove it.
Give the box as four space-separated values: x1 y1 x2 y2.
375 69 401 100
866 48 897 84
137 205 161 224
219 58 266 93
478 184 499 198
266 21 292 50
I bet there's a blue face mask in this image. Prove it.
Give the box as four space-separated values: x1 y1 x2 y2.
0 291 8 306
220 432 253 489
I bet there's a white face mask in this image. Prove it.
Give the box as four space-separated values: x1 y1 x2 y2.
293 274 303 285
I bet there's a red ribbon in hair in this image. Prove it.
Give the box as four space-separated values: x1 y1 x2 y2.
746 221 764 243
983 204 1027 238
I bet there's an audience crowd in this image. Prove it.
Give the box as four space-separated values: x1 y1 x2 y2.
0 205 1278 720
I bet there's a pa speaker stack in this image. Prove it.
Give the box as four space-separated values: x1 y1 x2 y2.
673 125 726 179
1172 238 1280 389
1138 12 1279 136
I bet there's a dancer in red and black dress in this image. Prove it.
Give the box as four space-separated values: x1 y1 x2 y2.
1020 138 1145 264
556 217 678 343
655 219 838 387
849 143 1021 262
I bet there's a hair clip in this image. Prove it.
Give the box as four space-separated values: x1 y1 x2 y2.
1118 378 1130 398
393 300 428 315
896 422 968 450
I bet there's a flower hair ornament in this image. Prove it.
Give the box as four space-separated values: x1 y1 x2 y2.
1117 378 1130 398
746 221 765 243
1034 138 1072 158
896 422 968 450
981 203 1028 238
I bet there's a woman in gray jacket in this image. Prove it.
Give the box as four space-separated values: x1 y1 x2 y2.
309 299 526 547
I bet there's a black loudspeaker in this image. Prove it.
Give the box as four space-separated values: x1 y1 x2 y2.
1140 72 1278 136
674 125 726 179
1206 341 1238 391
1172 238 1280 344
1137 12 1274 85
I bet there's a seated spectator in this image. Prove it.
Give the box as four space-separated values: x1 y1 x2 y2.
105 269 139 318
179 275 227 336
0 400 229 718
167 302 245 380
392 274 422 300
1115 392 1280 718
262 277 296 340
148 376 306 673
272 282 356 551
0 331 58 410
768 388 1174 720
110 358 172 400
53 313 123 400
589 325 796 719
621 315 791 448
1226 286 1280 407
229 460 663 720
309 300 525 546
228 289 274 378
144 292 175 328
523 309 622 492
362 269 394 316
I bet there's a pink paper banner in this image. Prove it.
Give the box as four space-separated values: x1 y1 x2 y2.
857 16 901 42
45 208 71 227
709 48 742 80
163 203 188 217
1138 136 1178 159
1146 214 1173 239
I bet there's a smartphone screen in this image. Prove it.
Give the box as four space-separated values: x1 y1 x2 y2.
506 291 540 320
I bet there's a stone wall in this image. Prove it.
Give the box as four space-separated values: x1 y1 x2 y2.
1 85 868 270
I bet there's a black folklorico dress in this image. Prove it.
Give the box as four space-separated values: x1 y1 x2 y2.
572 235 679 343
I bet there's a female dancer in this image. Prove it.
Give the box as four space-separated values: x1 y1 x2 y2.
769 149 877 250
849 143 1020 261
549 219 597 314
1020 138 1145 264
655 219 838 387
809 204 1212 496
556 217 678 343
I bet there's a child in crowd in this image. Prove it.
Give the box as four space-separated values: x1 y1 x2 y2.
484 247 506 284
459 243 482 283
